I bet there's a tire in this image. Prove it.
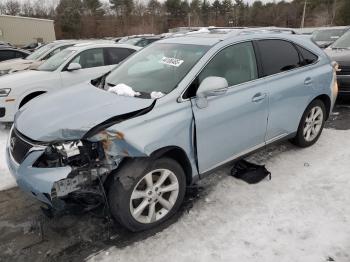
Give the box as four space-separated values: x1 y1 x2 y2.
108 157 186 232
291 99 326 148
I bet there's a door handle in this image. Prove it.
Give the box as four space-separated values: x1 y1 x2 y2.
252 93 267 103
304 77 313 86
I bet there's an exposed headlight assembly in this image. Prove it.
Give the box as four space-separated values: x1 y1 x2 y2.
34 140 103 168
0 88 11 97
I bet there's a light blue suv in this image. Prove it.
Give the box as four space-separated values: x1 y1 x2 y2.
6 29 338 231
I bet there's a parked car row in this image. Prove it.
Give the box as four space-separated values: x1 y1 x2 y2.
4 27 338 232
0 46 30 62
0 42 140 122
311 26 350 48
325 30 350 96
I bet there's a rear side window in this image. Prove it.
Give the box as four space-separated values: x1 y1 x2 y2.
15 51 27 58
0 50 15 61
257 40 300 76
295 45 318 65
104 48 135 65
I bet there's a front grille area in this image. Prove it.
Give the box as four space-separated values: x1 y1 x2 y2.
337 65 350 76
9 128 34 164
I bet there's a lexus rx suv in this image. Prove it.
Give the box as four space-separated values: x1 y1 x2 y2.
7 29 338 232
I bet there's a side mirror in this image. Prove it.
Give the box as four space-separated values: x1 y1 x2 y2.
67 62 82 71
196 76 228 108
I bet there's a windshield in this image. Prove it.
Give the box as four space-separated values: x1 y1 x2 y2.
38 49 76 72
123 38 142 45
26 43 57 61
332 31 350 49
106 43 210 96
312 29 347 42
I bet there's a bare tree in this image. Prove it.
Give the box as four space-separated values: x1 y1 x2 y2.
5 0 21 15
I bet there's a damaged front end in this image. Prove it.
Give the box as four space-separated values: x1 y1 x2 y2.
7 106 154 216
33 139 122 208
7 82 157 215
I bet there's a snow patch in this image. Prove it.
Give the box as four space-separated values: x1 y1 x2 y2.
88 128 350 262
0 125 16 190
108 83 141 97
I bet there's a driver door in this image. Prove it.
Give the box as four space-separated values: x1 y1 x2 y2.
191 42 269 173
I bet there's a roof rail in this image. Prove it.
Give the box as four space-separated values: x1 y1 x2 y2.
226 27 297 38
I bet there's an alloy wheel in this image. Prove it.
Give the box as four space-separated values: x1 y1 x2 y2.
130 169 179 224
303 106 324 142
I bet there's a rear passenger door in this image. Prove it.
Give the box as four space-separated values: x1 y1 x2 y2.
255 39 319 142
60 48 112 87
191 41 269 174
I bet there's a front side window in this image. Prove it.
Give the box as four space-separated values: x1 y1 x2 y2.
106 43 210 95
183 42 258 99
257 40 300 76
38 49 76 72
199 42 258 86
70 48 105 69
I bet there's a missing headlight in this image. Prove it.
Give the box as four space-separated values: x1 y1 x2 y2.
34 140 104 168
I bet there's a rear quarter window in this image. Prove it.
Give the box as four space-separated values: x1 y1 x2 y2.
295 45 318 66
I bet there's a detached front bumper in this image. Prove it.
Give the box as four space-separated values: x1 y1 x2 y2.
6 132 72 206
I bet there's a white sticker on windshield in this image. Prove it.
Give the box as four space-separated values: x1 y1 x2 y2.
160 57 184 67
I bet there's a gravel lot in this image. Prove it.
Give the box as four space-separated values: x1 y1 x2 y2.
0 102 349 262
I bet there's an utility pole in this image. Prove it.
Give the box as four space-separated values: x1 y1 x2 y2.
331 0 337 25
301 0 307 28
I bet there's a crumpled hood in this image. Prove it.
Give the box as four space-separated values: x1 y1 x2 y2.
15 82 154 142
325 48 350 66
0 58 35 72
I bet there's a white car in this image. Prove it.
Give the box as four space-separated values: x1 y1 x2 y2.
0 43 140 122
0 40 76 76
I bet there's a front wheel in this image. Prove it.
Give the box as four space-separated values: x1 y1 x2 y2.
108 158 186 232
291 99 326 147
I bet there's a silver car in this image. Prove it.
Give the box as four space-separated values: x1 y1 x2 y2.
7 29 338 231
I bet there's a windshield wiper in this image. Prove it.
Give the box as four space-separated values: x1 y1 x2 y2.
332 47 350 50
91 70 112 89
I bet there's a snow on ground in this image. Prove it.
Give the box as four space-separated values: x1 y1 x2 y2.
0 125 16 190
88 128 350 262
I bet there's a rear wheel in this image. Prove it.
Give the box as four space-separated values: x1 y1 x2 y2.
291 99 326 147
108 158 186 232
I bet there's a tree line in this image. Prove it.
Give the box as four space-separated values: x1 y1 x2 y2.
0 0 349 39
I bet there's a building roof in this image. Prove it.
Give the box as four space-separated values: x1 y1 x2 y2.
0 14 53 23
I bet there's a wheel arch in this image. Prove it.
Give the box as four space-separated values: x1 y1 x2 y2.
104 145 195 192
19 91 47 108
150 146 193 185
313 94 331 120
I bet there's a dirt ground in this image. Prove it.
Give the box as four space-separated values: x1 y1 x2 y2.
0 100 349 262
